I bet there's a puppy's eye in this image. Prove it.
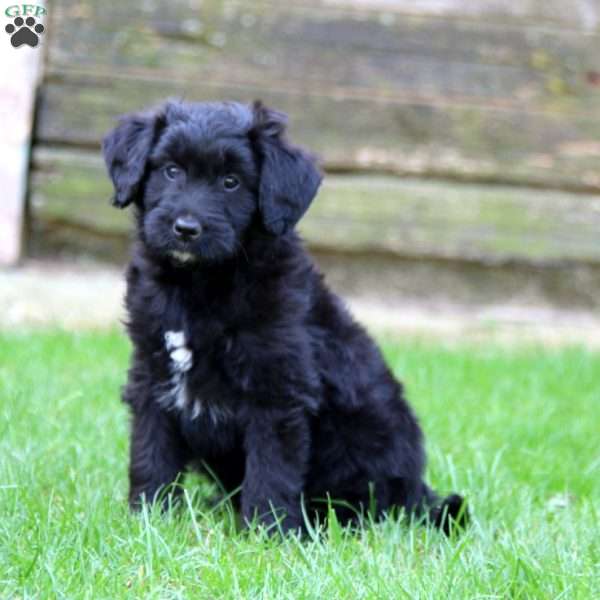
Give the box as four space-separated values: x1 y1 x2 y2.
223 174 240 191
164 164 182 181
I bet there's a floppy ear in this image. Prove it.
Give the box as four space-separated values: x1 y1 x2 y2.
252 102 322 235
102 110 163 208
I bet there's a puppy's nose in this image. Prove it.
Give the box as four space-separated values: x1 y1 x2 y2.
173 216 202 240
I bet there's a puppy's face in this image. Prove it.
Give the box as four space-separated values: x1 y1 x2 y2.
102 101 322 266
143 120 258 264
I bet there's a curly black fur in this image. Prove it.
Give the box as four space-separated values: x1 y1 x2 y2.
102 100 467 534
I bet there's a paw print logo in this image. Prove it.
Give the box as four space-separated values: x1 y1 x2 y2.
5 16 45 48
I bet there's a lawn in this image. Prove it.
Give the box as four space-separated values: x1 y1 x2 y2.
1 330 598 598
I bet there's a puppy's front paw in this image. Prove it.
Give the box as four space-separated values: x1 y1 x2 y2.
243 503 304 536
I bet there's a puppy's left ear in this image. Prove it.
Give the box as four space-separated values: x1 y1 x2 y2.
102 109 164 208
252 102 322 235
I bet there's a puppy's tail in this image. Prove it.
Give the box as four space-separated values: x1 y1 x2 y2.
420 483 469 535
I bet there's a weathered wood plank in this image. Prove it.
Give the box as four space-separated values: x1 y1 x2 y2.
35 74 600 191
30 147 600 265
46 0 600 109
50 0 600 33
39 1 600 190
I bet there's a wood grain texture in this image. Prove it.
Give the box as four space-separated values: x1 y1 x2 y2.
30 147 600 265
48 0 600 32
35 72 600 192
39 0 600 190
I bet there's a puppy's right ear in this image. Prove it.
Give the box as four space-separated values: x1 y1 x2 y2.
102 110 164 208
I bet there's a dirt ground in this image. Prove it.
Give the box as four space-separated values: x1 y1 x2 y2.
2 259 600 347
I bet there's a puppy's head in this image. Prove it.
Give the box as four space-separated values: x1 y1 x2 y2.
102 100 322 265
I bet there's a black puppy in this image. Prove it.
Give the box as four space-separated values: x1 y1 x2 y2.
103 100 466 534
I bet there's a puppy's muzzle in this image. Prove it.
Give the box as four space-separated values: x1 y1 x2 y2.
173 215 202 241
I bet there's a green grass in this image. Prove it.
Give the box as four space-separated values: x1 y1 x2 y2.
1 330 599 599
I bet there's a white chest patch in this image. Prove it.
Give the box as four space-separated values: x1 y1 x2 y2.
157 330 232 424
165 330 186 351
157 330 201 418
165 330 193 373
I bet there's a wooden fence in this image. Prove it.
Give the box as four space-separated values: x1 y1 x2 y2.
24 0 600 307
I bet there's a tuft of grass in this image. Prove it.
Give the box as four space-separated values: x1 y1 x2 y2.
1 330 599 598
